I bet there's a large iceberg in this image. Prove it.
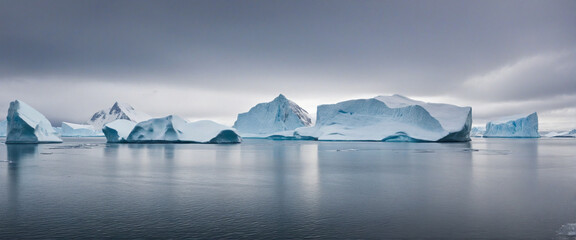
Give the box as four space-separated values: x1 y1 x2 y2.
102 120 137 143
5 100 62 143
88 102 151 130
0 120 6 137
105 115 241 143
483 112 540 138
295 94 472 142
233 94 312 138
61 122 104 137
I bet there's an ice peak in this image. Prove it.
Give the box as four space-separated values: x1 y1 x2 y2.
233 94 312 136
274 94 288 101
88 102 151 129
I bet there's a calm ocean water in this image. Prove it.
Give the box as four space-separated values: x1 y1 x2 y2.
1 138 575 239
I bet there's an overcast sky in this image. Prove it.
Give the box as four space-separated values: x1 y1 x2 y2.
1 0 575 130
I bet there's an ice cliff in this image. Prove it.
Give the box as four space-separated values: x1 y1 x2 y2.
483 112 540 138
5 100 62 143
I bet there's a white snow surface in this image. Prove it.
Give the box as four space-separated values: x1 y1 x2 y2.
87 102 151 130
295 95 472 142
233 94 312 138
120 115 241 143
0 120 6 137
61 122 104 137
102 120 137 143
484 112 540 138
5 100 62 143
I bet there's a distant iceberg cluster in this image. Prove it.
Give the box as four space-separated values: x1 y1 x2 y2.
2 94 571 144
104 115 241 144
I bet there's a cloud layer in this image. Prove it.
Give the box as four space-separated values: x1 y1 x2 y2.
1 0 575 130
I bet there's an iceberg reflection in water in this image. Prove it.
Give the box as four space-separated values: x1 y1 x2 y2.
0 138 575 239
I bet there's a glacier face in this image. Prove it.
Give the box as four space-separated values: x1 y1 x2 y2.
87 102 151 130
295 95 472 142
484 112 540 138
5 100 62 143
0 120 6 137
102 120 137 143
108 115 241 143
233 94 312 138
61 122 104 137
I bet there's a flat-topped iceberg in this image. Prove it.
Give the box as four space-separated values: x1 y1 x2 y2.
295 94 472 142
105 115 241 143
88 102 151 130
484 112 540 138
5 100 62 143
233 94 312 138
61 122 104 137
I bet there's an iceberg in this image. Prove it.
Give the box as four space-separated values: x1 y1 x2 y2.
0 120 6 137
470 126 485 137
102 120 137 143
233 94 312 138
61 122 104 137
545 129 576 138
87 102 151 130
5 100 62 143
483 112 540 138
105 115 241 143
295 94 472 142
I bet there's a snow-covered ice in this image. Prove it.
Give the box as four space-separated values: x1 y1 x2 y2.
104 115 241 143
61 122 104 137
102 120 137 143
483 112 540 138
88 102 151 130
545 129 576 138
295 94 472 142
5 100 62 143
233 94 311 138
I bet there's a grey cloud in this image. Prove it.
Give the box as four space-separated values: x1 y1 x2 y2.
0 0 575 129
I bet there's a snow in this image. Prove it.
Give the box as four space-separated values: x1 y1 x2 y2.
102 120 137 143
295 95 472 142
107 115 241 143
61 122 104 137
484 112 540 138
0 120 6 137
87 102 151 130
5 100 62 143
233 94 312 138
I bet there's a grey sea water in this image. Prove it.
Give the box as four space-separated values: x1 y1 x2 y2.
0 138 575 239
